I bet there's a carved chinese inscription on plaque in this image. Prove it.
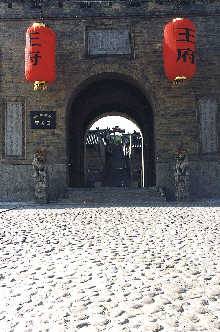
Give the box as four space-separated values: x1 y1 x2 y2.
30 111 56 129
87 29 131 56
5 102 23 157
199 98 218 153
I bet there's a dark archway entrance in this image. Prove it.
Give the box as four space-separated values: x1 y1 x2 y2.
67 75 155 187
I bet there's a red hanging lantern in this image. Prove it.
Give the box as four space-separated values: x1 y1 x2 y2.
163 18 196 84
25 23 56 90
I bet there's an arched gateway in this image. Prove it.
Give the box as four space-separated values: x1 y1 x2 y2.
66 74 155 188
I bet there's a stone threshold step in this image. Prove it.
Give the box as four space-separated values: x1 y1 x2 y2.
65 186 160 192
61 186 165 203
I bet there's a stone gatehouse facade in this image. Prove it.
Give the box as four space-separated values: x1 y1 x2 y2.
0 0 220 201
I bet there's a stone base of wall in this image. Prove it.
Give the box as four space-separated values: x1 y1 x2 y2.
47 164 67 201
156 162 175 200
190 160 220 199
156 159 220 200
1 161 220 202
0 164 67 202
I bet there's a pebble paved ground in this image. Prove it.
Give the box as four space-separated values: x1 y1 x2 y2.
0 201 220 332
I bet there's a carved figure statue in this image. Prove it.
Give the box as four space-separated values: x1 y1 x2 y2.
174 147 190 201
32 148 48 203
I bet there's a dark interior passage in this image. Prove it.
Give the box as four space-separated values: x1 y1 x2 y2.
85 123 142 188
67 76 155 187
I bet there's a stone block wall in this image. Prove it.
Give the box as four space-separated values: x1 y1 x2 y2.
0 1 220 200
0 164 34 201
0 163 66 202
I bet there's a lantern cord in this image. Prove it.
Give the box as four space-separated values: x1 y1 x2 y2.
40 8 44 23
39 0 44 24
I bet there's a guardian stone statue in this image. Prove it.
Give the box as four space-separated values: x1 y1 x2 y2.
174 147 190 201
32 148 48 203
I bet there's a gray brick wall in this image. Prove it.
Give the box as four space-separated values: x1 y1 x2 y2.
0 1 220 200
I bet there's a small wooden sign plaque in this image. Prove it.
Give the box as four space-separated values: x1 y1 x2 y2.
30 111 56 129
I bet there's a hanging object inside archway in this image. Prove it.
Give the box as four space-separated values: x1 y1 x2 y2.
163 18 196 86
25 23 56 91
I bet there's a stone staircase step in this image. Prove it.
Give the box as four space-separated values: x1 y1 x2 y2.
59 187 165 204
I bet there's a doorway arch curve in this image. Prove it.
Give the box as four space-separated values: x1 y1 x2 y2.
66 74 155 187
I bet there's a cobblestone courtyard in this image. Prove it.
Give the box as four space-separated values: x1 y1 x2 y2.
0 202 220 332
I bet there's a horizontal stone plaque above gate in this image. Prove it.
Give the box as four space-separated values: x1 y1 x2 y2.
87 29 132 56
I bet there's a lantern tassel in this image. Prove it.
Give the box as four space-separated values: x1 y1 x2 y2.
34 81 47 91
172 76 187 87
